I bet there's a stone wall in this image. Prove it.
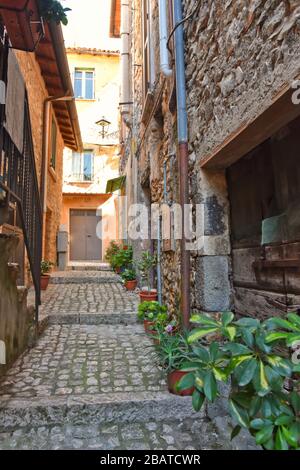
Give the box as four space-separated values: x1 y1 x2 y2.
0 235 34 378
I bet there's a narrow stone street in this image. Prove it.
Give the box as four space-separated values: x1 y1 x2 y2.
0 268 254 450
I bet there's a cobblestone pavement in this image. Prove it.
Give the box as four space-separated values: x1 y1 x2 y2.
0 419 224 450
0 269 255 450
38 282 139 318
0 324 164 400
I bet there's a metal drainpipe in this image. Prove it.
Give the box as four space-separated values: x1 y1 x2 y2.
159 0 173 77
173 0 190 329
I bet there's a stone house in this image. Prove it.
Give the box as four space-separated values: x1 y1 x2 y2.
119 0 300 323
0 1 81 374
61 47 121 264
59 1 121 264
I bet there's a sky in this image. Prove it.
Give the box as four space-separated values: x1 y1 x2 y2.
62 0 120 51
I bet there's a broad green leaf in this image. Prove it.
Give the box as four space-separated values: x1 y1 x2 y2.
229 399 250 428
289 423 300 447
282 425 298 448
261 398 272 418
190 314 219 327
255 425 274 445
180 361 202 371
223 343 251 356
251 418 267 430
235 318 260 329
263 437 275 450
231 425 241 440
249 396 262 417
192 390 205 412
229 354 254 370
195 375 204 391
290 391 300 413
286 332 300 347
287 313 300 328
266 355 292 377
225 326 236 341
192 345 210 363
188 327 218 343
242 329 254 348
176 372 195 392
235 358 258 387
221 311 234 327
209 342 219 362
275 415 294 426
212 367 228 382
265 332 289 343
203 371 217 401
231 391 253 409
253 361 270 396
275 428 289 450
269 317 297 332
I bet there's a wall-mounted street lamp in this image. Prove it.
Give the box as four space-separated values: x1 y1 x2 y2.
96 117 111 139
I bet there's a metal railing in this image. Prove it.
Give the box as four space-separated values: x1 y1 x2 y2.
0 29 42 320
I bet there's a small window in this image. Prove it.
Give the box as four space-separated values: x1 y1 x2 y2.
74 68 95 99
71 150 94 181
50 118 57 169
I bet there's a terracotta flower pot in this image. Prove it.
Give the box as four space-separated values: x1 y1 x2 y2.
40 274 50 290
167 370 195 396
125 279 137 291
139 290 158 303
143 319 156 335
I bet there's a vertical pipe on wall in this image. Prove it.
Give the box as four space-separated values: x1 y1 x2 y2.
159 0 173 77
120 0 130 117
173 0 190 328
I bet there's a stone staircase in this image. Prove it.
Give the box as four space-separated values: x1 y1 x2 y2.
0 268 257 450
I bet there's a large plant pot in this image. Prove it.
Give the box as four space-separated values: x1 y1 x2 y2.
139 290 158 303
125 280 137 291
167 370 194 396
143 319 156 335
40 274 50 290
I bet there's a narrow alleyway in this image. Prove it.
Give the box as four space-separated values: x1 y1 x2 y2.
0 267 253 450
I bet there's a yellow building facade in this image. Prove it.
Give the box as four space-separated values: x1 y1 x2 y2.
61 48 121 263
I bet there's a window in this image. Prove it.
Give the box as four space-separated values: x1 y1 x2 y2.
74 68 95 99
50 117 57 169
142 0 151 99
72 150 94 181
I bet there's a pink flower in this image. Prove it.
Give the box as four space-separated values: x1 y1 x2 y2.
165 324 173 333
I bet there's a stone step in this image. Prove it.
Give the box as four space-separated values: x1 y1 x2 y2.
47 312 138 325
0 417 232 450
49 272 120 284
0 391 201 432
66 263 112 272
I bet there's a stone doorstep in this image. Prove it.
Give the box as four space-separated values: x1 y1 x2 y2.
46 313 138 325
49 277 121 285
0 391 203 432
67 266 113 272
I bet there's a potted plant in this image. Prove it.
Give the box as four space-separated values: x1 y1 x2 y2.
38 0 71 25
121 268 137 291
137 251 157 302
105 240 121 267
155 331 195 396
175 311 300 450
111 245 133 273
137 301 167 335
40 259 54 290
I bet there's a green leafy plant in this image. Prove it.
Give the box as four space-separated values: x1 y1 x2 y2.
137 301 167 322
41 259 54 275
175 312 300 450
137 251 156 291
38 0 71 25
121 268 136 282
155 331 192 373
105 240 121 264
111 246 133 270
265 313 300 348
